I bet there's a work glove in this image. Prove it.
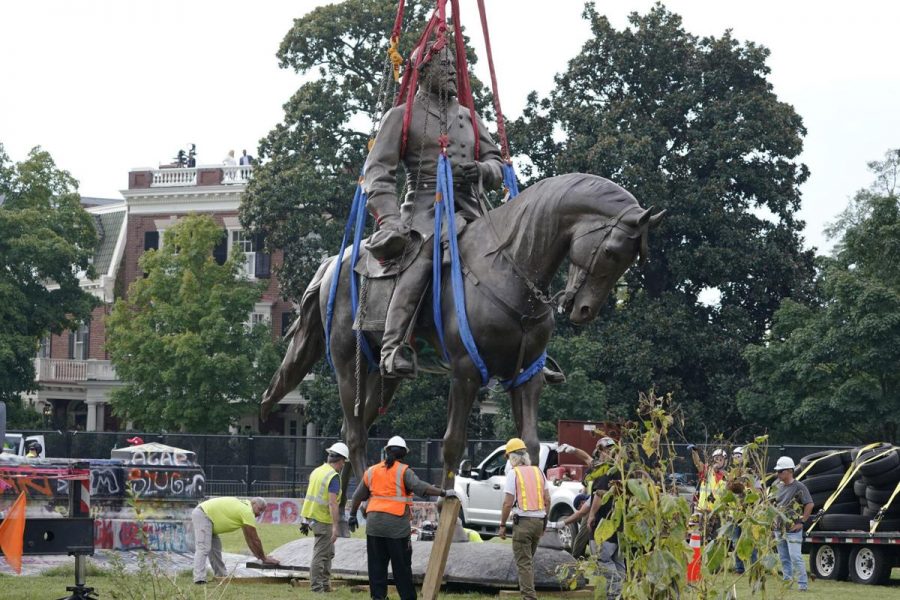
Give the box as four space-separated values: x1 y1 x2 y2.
686 444 697 453
443 489 460 500
557 443 576 454
348 516 359 533
298 522 310 536
556 519 567 531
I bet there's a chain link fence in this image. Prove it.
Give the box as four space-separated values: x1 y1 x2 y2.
15 429 852 497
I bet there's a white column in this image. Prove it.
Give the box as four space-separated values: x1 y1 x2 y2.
85 388 107 432
95 402 106 432
305 422 318 466
86 402 98 432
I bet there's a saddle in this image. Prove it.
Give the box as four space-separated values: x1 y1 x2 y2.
350 219 467 332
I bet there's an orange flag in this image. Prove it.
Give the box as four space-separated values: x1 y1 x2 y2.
0 491 26 573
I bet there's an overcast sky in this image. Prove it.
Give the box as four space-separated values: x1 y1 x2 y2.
2 1 898 253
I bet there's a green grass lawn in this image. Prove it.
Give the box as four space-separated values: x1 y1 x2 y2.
3 524 898 599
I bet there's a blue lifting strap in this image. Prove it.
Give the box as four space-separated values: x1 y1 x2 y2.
502 163 520 199
433 154 541 390
324 175 377 372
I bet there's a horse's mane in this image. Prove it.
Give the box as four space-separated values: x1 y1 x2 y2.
485 173 639 261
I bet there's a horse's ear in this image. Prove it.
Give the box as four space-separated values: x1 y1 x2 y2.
637 206 654 227
648 209 667 229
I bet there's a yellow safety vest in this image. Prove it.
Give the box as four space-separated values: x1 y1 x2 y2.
301 463 341 524
697 468 726 511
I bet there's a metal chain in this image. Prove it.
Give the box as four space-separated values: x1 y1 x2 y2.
353 276 371 417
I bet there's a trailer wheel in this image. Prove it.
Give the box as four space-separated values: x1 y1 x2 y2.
849 546 891 585
549 505 576 551
809 543 849 581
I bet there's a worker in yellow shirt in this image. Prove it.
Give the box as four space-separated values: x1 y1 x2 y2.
192 496 278 584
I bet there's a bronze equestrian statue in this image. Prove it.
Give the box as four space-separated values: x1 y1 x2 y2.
261 42 665 504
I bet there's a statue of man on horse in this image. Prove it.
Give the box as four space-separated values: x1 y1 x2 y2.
261 14 665 508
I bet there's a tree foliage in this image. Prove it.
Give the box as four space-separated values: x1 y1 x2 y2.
507 4 815 435
740 149 900 442
106 215 283 433
0 144 98 411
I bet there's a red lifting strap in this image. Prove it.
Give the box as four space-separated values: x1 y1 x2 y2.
476 0 510 160
391 0 406 41
450 0 480 159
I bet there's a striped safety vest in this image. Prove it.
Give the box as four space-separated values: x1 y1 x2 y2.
300 463 341 524
364 461 413 517
513 466 546 512
697 468 726 511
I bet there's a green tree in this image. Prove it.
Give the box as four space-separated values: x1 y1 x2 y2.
0 144 98 425
740 149 900 442
106 215 283 433
507 4 815 434
240 0 490 301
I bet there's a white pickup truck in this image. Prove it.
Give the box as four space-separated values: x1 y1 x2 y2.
454 442 582 543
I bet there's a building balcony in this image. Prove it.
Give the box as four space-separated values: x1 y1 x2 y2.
128 165 252 190
34 358 118 383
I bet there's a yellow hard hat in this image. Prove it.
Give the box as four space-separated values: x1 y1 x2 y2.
505 438 527 455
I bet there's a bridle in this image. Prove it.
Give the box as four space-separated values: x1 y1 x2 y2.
554 204 646 314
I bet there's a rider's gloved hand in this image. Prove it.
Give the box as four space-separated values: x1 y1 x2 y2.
452 161 481 184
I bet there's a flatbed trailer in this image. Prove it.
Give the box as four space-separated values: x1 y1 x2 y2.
805 530 900 585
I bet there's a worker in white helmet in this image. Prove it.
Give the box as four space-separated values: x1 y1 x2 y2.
727 445 759 574
349 435 458 600
772 456 813 592
299 442 350 592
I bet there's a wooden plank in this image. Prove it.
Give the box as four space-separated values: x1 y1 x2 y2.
215 576 291 585
421 496 461 600
499 589 594 598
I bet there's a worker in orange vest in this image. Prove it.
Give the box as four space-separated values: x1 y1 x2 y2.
498 438 551 600
348 436 457 600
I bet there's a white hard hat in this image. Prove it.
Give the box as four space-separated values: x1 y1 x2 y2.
712 448 727 458
386 436 408 450
597 437 616 448
733 446 744 456
326 442 350 459
774 456 796 471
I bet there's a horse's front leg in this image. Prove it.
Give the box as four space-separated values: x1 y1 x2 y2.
509 373 544 467
441 374 481 489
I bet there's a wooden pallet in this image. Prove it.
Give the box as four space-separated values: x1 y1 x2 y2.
498 589 594 598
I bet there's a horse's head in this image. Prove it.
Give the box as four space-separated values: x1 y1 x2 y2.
562 204 665 324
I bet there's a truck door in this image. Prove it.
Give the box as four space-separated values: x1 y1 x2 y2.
467 448 509 525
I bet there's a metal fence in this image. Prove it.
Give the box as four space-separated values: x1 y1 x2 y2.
13 429 851 497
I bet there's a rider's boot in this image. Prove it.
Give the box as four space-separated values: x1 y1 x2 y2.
380 254 431 379
543 355 567 385
366 201 409 260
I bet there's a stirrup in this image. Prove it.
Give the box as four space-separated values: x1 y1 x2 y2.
542 355 567 385
381 344 418 379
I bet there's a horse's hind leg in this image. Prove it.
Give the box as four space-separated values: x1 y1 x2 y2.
441 375 481 489
509 374 544 467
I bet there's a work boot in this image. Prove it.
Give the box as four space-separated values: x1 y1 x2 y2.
366 214 409 260
380 252 432 379
542 355 567 385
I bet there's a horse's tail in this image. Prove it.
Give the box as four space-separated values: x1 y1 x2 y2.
260 255 335 420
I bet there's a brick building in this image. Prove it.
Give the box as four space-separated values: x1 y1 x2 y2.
25 163 306 434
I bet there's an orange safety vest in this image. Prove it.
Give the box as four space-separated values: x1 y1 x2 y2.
513 466 546 512
364 461 413 517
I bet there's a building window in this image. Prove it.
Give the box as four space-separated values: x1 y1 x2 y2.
250 312 269 327
37 336 51 358
230 230 256 278
69 323 90 360
281 311 295 338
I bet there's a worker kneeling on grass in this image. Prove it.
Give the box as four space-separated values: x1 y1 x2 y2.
349 435 458 600
498 438 551 600
300 442 349 593
191 496 278 584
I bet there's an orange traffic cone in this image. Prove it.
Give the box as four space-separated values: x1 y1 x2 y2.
0 492 27 573
687 531 702 583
